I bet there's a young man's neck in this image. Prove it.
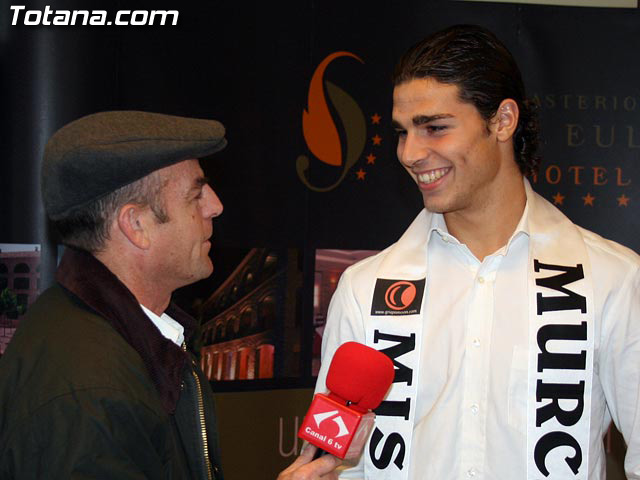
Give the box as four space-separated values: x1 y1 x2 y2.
444 177 527 262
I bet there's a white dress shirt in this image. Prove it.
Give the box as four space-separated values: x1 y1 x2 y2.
140 304 185 347
316 185 640 479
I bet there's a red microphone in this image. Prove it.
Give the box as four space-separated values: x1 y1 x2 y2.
299 342 395 460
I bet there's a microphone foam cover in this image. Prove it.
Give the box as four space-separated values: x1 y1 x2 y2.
326 341 395 411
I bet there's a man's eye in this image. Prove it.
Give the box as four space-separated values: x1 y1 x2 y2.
394 129 407 138
426 125 447 133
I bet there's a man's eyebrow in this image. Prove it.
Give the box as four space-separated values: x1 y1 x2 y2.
186 176 209 197
194 176 209 188
391 114 454 130
412 114 454 125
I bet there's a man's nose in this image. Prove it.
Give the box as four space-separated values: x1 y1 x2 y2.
202 184 223 219
398 132 429 169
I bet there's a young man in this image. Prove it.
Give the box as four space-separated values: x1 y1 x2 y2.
315 25 639 479
0 111 340 479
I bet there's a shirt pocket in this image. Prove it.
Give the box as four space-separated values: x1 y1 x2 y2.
507 345 529 435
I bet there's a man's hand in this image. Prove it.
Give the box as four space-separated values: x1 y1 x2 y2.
277 445 342 480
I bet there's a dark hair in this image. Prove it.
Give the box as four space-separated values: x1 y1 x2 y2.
393 24 540 177
52 171 169 253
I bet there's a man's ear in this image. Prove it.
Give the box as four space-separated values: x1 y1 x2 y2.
492 98 519 142
117 204 151 249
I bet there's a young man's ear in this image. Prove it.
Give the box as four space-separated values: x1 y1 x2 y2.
117 204 151 249
493 98 519 142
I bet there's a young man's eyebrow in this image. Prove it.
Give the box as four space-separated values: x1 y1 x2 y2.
391 114 454 130
412 114 454 125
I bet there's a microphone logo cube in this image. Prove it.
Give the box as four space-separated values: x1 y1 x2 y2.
298 393 375 459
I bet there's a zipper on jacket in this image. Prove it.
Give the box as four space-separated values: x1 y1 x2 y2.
192 360 213 480
183 343 213 480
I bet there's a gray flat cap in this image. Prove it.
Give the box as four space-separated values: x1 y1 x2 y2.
42 110 227 219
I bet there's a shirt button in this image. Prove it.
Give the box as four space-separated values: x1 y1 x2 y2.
470 404 479 415
477 276 485 284
467 468 477 477
472 338 481 347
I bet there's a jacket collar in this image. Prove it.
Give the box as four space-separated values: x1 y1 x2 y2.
56 247 196 414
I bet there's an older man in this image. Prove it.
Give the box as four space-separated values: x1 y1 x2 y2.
0 111 339 479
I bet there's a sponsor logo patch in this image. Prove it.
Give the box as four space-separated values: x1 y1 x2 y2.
371 278 425 316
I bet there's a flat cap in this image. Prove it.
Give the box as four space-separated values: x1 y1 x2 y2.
42 110 227 219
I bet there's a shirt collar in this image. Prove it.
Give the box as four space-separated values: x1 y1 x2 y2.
140 304 185 347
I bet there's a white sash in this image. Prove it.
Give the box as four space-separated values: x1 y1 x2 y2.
362 186 595 480
364 211 428 480
526 193 595 479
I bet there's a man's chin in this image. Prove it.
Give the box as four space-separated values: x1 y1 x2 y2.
422 194 453 214
198 263 214 280
203 259 215 278
423 202 448 214
188 260 214 284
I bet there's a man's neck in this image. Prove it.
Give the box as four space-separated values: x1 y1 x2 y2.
94 249 171 316
444 177 527 262
133 292 171 317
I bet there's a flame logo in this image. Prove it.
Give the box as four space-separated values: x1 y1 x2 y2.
384 281 417 311
297 51 366 192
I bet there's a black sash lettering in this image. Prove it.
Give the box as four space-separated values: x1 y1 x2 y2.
534 260 587 314
534 431 582 476
373 330 415 386
369 428 405 470
537 322 587 371
533 259 590 478
375 398 411 420
536 380 585 427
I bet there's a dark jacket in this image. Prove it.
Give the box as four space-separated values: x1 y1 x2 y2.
0 248 223 479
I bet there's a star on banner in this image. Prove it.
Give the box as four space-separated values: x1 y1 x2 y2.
366 153 376 165
617 194 630 207
356 168 366 180
371 113 381 125
552 192 565 206
582 193 595 206
372 134 382 146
